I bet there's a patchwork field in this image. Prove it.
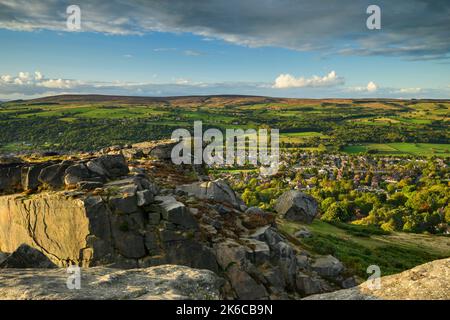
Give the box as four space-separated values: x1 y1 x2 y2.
0 95 448 155
342 143 450 157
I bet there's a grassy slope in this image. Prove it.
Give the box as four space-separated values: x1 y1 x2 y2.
279 219 450 278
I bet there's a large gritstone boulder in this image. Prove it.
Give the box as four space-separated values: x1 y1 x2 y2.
86 154 129 179
274 190 318 223
311 255 344 278
176 179 245 209
38 161 73 189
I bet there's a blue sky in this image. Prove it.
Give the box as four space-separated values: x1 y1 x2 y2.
0 0 449 99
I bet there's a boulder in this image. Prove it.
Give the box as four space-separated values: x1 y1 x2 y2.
88 154 129 179
137 190 154 206
0 244 56 268
242 238 270 265
109 193 138 214
214 240 268 299
0 165 24 193
0 193 117 267
304 258 450 300
262 266 285 291
86 160 108 177
0 265 224 300
260 226 285 248
21 163 52 191
38 161 73 189
296 272 325 296
274 190 318 223
311 255 344 278
64 163 91 186
296 254 310 270
271 241 298 289
177 179 244 209
227 266 268 300
155 196 198 230
148 141 178 160
163 239 219 273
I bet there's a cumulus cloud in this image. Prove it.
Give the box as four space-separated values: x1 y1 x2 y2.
0 0 448 60
0 71 79 94
367 81 378 92
348 81 379 93
273 71 344 89
0 71 447 100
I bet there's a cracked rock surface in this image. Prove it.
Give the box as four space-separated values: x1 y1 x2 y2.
0 264 223 300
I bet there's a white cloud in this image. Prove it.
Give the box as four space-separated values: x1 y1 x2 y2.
367 81 378 92
1 74 12 82
0 71 448 99
0 71 79 93
273 71 344 89
348 81 378 93
34 71 43 80
37 79 75 89
393 87 422 94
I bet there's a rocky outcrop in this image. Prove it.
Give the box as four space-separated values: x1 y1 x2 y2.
0 173 217 270
0 164 23 193
177 179 245 209
275 190 318 223
0 244 56 268
0 141 359 300
0 264 223 300
304 258 450 300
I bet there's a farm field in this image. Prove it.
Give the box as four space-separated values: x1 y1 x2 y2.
342 143 450 157
0 95 448 155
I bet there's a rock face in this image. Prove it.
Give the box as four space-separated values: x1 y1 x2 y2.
0 192 92 266
0 172 218 272
0 265 223 300
274 190 318 223
304 258 450 300
0 244 56 268
177 179 245 209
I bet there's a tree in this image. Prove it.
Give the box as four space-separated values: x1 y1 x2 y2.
321 202 352 222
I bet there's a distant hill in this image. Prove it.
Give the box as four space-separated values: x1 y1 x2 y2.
14 94 280 108
10 94 450 108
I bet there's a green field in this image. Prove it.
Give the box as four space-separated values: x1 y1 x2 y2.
279 219 450 278
343 143 450 157
0 96 448 153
